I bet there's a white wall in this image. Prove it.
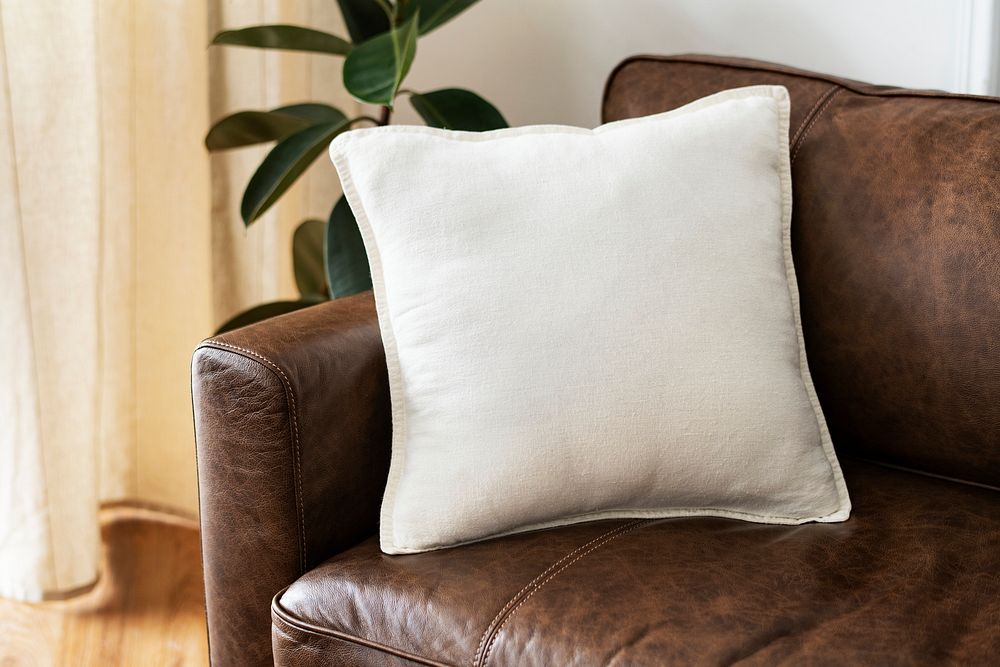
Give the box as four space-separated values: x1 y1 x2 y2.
397 0 1000 128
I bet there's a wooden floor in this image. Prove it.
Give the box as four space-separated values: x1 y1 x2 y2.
0 508 209 666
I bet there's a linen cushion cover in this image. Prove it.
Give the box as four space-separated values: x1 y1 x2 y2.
329 85 851 555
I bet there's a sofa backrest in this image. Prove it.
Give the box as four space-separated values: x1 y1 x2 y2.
603 55 1000 489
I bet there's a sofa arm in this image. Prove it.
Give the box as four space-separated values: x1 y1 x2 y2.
191 291 391 667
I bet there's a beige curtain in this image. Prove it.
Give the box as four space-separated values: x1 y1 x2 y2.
0 0 355 601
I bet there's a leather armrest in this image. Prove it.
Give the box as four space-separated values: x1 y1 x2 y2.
191 291 391 667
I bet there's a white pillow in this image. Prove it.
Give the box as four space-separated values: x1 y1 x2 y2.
330 85 851 555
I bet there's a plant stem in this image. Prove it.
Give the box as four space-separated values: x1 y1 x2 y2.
373 0 395 22
378 106 392 126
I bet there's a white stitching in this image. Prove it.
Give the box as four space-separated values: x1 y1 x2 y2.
477 520 650 666
471 520 643 665
791 87 843 164
205 341 308 572
790 85 837 148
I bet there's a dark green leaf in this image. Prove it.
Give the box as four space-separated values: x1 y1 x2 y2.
212 25 351 55
409 88 507 131
402 0 479 34
342 11 419 106
205 111 310 151
205 104 346 151
240 119 352 225
326 196 372 298
273 103 347 125
336 0 391 43
293 219 329 298
214 297 326 335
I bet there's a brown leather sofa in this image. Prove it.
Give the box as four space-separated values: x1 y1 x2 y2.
192 55 1000 666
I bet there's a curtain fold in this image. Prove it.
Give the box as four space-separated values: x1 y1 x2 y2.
0 0 103 601
0 0 354 602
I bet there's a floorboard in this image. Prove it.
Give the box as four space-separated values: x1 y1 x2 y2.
0 509 208 666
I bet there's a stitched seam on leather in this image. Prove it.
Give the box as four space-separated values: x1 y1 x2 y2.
476 520 652 667
203 341 308 573
854 457 1000 493
791 87 843 164
608 55 1000 106
471 520 643 664
602 54 998 126
272 596 453 667
790 85 839 149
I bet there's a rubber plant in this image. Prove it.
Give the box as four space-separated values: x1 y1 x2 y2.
207 0 506 333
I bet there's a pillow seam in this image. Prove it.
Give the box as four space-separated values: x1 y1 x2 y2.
329 146 408 551
333 84 851 553
775 87 852 520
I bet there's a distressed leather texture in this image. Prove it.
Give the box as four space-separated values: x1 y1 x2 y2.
272 461 1000 666
191 55 1000 666
192 292 391 666
604 55 1000 489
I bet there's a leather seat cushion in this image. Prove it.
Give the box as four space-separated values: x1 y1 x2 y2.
272 460 1000 666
